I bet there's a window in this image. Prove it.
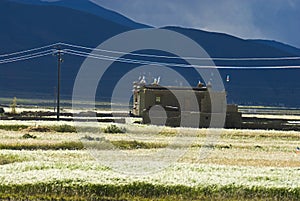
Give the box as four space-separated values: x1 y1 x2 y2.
155 96 161 104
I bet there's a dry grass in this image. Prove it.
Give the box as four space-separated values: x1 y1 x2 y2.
1 123 300 200
179 148 300 167
1 121 300 167
1 123 300 166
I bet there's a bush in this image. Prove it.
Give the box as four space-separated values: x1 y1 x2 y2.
0 125 29 131
102 125 125 134
0 124 77 133
0 141 83 150
81 135 104 141
111 140 167 150
24 126 51 132
22 133 37 139
52 125 77 133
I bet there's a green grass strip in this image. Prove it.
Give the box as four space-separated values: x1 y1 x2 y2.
0 125 29 131
0 182 300 201
0 141 84 150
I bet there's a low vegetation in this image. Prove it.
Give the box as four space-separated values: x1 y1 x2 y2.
0 124 77 133
0 125 29 131
0 141 84 150
22 133 37 139
82 135 167 150
1 181 299 201
1 121 300 200
158 129 177 136
102 124 125 134
111 140 167 150
0 154 26 165
24 126 52 132
52 124 77 133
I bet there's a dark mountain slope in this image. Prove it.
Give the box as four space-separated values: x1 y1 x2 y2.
250 39 300 56
9 0 149 29
0 0 131 100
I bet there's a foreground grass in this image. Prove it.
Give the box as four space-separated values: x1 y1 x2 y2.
0 182 299 201
1 122 300 200
1 151 300 200
0 154 26 165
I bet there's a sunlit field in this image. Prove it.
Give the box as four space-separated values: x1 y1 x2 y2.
0 119 300 201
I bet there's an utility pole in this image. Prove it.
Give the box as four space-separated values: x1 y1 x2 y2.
55 47 63 121
53 86 56 113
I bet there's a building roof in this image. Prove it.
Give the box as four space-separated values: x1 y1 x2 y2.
141 85 208 91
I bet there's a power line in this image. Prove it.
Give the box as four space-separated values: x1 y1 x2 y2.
63 49 300 70
60 42 300 61
0 46 299 70
0 49 56 63
0 42 300 69
0 43 60 58
1 42 300 61
0 51 55 64
210 65 300 69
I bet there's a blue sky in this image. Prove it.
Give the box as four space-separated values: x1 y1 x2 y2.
91 0 300 48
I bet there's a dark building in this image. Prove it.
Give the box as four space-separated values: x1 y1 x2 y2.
132 82 241 128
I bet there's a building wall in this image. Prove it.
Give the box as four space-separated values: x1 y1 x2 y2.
133 85 242 128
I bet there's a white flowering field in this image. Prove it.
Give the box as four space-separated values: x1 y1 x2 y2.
0 121 300 200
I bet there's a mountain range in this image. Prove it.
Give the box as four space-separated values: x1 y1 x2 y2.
1 0 300 107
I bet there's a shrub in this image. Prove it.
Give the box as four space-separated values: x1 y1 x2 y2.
111 140 167 150
81 135 104 141
0 141 83 150
53 125 77 133
22 133 37 139
0 125 29 131
159 129 177 136
24 126 51 132
0 124 77 133
102 125 125 134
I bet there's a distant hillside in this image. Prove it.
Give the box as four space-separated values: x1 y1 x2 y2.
165 26 299 58
250 39 300 56
9 0 149 29
163 27 300 106
1 0 300 107
0 0 131 100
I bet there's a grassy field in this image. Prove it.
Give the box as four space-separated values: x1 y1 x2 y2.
0 121 300 200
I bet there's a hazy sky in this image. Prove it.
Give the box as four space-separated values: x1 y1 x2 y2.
91 0 300 48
